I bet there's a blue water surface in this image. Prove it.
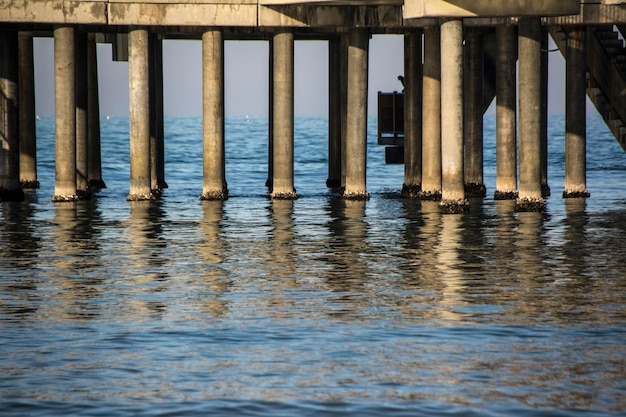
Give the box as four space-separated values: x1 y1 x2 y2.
0 113 625 416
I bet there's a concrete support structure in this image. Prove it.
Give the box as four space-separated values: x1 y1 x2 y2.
201 28 228 200
494 25 518 200
402 29 423 198
342 28 369 200
271 29 297 200
463 27 486 198
419 25 442 201
439 19 468 213
149 34 166 194
266 39 274 189
564 26 590 198
340 33 349 190
516 18 546 212
540 27 550 197
0 0 620 209
149 34 158 194
18 32 38 189
0 31 24 201
127 27 155 201
87 33 105 190
75 31 91 200
156 37 166 191
52 26 79 202
327 36 342 190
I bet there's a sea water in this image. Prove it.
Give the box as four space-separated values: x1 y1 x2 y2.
1 114 625 416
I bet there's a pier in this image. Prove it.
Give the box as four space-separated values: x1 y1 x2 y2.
1 0 626 212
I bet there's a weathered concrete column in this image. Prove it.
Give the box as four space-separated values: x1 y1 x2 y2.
0 31 24 201
464 27 486 198
419 25 442 201
127 28 154 201
150 35 166 194
439 19 468 213
340 33 349 189
149 34 158 194
516 18 546 212
494 25 518 200
564 26 590 199
271 29 297 199
18 32 38 189
327 36 342 190
156 37 166 191
266 39 274 189
75 31 91 200
342 27 369 200
540 27 550 197
87 33 106 190
201 28 228 200
402 29 423 198
52 26 78 202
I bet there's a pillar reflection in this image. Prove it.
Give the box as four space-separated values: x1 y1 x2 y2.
494 199 518 296
125 201 168 318
514 211 548 319
0 202 40 320
267 199 297 312
323 199 369 318
562 198 591 298
418 200 443 314
198 200 230 318
0 202 40 271
49 201 104 321
435 212 467 321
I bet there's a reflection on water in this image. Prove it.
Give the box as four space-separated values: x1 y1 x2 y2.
1 196 625 416
1 113 626 415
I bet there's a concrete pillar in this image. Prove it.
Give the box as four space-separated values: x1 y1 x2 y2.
439 19 468 213
540 27 550 197
494 25 518 200
0 31 24 201
266 39 274 189
155 36 166 191
150 35 166 194
564 26 590 199
340 33 349 189
419 25 442 201
402 29 423 198
327 36 342 190
201 28 228 200
464 27 486 198
271 29 297 199
18 32 38 189
75 31 91 200
127 28 154 201
342 28 369 200
516 18 546 212
87 33 106 190
52 26 78 202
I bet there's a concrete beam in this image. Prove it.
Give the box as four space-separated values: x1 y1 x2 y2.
108 2 257 26
404 0 580 19
0 0 107 24
258 5 402 27
260 0 401 4
547 4 626 25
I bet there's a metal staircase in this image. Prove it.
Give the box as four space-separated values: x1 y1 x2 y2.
550 25 626 152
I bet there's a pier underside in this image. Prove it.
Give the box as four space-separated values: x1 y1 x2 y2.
1 1 625 211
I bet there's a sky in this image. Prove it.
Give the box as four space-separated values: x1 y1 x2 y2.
32 34 577 118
